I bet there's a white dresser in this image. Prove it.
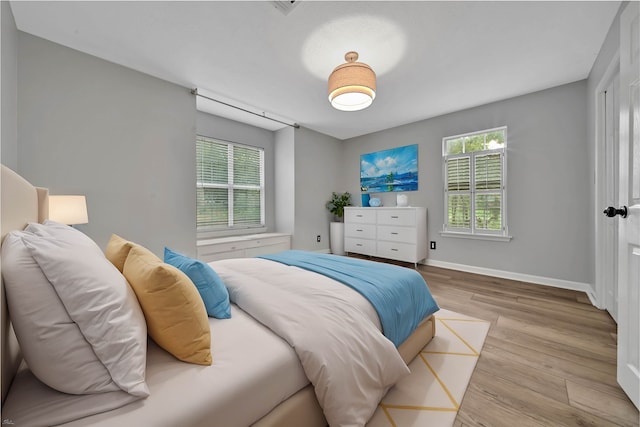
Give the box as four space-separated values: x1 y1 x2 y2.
197 233 291 262
344 207 427 267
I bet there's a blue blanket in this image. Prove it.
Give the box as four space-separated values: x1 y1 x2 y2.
258 250 439 347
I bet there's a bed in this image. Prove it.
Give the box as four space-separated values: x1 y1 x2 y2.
0 164 438 427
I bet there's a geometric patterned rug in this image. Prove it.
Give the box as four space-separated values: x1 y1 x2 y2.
368 309 491 427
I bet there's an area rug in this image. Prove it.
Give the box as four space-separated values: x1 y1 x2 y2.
368 309 491 427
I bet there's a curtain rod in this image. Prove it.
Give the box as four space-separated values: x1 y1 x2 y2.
191 88 300 129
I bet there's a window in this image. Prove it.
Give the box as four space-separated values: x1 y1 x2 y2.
196 135 264 232
442 127 509 240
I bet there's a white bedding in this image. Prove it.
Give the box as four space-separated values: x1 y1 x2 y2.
213 258 411 427
4 306 308 427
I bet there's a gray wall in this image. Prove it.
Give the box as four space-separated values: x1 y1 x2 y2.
274 125 343 252
341 81 591 286
1 1 18 170
292 126 342 251
275 127 295 235
17 33 196 257
196 111 276 233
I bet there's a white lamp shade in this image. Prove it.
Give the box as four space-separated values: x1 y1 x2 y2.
329 88 375 111
49 195 88 225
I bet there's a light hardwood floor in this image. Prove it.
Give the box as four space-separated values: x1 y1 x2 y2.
416 264 639 427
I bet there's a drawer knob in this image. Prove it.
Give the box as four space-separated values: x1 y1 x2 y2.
356 229 363 232
356 244 363 247
356 214 363 217
391 248 398 251
391 215 399 219
391 232 398 235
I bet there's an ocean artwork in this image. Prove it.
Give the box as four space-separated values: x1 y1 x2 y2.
360 144 418 193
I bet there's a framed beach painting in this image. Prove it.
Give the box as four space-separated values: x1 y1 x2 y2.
360 144 418 193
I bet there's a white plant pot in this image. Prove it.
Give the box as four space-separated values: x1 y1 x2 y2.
329 222 345 255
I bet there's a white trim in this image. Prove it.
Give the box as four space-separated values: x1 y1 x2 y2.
441 125 508 154
197 226 268 240
424 259 593 295
439 231 512 242
586 292 601 308
593 50 620 314
442 127 508 238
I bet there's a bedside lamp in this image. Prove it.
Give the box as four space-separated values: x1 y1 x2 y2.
48 195 88 225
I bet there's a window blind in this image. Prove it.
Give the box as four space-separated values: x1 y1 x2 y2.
197 139 228 185
447 157 470 191
475 153 501 191
196 135 264 230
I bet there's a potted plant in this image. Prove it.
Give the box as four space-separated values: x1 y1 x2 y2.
326 192 351 255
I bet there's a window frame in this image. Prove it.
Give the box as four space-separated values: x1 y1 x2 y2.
441 126 512 242
196 135 266 236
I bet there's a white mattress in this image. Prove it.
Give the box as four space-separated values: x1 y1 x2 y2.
5 305 309 427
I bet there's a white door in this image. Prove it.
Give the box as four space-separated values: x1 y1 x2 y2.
617 0 640 410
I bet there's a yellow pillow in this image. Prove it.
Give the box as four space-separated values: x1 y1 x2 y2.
123 244 212 365
105 234 135 272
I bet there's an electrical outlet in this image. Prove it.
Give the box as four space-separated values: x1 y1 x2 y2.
317 235 321 243
430 241 436 250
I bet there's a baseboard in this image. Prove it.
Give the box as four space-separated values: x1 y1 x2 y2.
586 291 604 309
424 259 593 295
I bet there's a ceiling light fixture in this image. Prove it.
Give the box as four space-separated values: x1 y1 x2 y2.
328 51 376 112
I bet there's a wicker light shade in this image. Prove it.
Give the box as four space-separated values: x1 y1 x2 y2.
328 51 376 111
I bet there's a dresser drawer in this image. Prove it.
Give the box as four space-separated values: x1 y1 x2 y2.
377 241 418 262
377 225 417 244
345 237 376 255
377 209 416 226
344 208 376 224
345 223 376 239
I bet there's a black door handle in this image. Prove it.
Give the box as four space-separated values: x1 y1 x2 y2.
603 206 628 218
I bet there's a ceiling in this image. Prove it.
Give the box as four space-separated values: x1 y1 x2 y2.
10 1 620 140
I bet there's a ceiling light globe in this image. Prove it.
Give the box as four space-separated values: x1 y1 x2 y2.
329 88 376 111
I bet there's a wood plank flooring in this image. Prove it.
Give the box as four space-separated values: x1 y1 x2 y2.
415 264 639 427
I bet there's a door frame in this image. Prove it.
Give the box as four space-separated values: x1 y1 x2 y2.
594 50 620 315
616 0 640 408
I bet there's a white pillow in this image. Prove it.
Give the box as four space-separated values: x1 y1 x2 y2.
23 221 149 397
2 232 119 394
4 222 149 397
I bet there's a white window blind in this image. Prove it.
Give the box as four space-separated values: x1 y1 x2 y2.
196 135 264 231
443 127 508 238
446 157 471 228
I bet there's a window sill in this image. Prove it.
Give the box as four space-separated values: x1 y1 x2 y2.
197 227 268 240
197 232 289 247
440 231 512 242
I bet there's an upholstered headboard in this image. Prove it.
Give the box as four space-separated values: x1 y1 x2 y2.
1 165 49 403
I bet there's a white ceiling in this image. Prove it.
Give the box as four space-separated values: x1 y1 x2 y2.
10 1 620 140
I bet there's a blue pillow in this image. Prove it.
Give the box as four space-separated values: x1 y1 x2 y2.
163 247 231 319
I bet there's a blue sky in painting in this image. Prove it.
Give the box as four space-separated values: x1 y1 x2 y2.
360 144 418 178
